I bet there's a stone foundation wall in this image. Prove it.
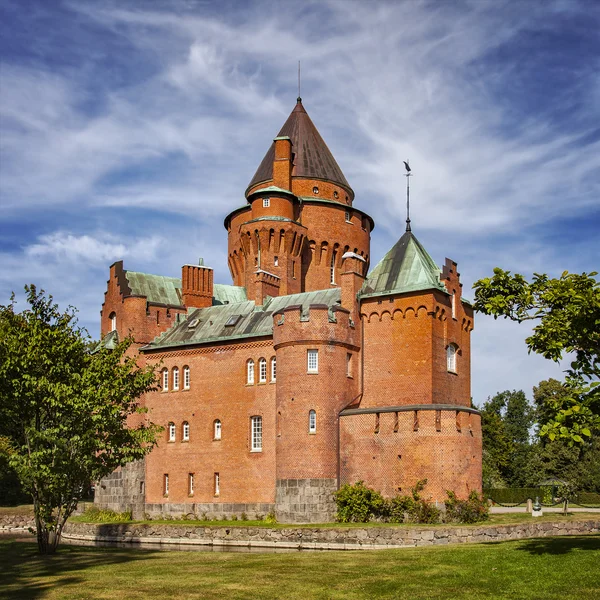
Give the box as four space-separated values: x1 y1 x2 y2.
94 459 145 517
143 502 275 520
63 519 600 550
275 478 337 523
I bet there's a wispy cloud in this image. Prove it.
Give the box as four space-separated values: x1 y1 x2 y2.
1 0 598 401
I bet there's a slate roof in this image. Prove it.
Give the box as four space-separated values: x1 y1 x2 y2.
247 99 352 195
144 288 341 351
360 231 446 298
123 270 246 307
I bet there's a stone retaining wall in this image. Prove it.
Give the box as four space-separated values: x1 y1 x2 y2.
0 514 35 532
63 519 600 551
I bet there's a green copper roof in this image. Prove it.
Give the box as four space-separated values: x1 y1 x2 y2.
91 329 119 354
125 271 183 306
213 284 247 305
360 231 446 299
248 185 295 197
144 288 341 350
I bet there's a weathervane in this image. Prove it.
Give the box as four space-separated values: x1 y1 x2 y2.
298 60 301 102
403 160 412 232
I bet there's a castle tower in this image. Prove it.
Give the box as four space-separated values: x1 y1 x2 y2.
339 229 482 502
225 99 374 302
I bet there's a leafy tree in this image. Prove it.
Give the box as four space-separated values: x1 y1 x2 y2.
533 378 571 440
473 269 600 443
480 390 533 488
0 286 160 554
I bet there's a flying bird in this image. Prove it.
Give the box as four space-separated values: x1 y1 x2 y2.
403 161 411 172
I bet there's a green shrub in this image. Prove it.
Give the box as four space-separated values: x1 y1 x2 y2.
240 512 248 521
445 491 489 524
334 481 386 523
80 506 132 523
576 492 600 505
483 488 542 504
231 514 238 521
264 511 277 524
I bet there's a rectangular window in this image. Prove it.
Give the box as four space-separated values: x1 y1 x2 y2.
452 291 457 319
162 370 168 391
271 357 276 382
189 473 194 495
247 360 254 384
259 359 267 383
184 367 190 389
274 256 279 266
214 472 220 496
164 474 169 496
307 349 318 373
173 368 179 390
309 410 317 433
183 422 189 441
251 416 262 452
263 197 270 208
168 423 176 442
292 260 296 278
346 353 352 377
345 211 351 222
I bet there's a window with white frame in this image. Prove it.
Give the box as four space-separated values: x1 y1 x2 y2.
271 357 276 382
162 369 169 391
259 358 267 383
263 197 270 208
447 344 457 373
168 422 176 442
330 250 337 284
214 419 222 440
247 359 255 384
214 472 220 496
172 367 179 390
307 349 318 373
163 474 169 496
183 366 190 389
109 312 117 331
188 473 194 495
452 290 457 319
347 353 352 377
309 409 317 433
251 416 262 452
182 421 189 441
345 210 351 222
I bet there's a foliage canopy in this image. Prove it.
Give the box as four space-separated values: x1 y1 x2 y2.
473 269 600 443
0 286 160 553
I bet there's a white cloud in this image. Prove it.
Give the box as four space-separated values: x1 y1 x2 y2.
25 231 163 264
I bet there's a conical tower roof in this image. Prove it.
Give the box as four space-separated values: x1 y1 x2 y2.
246 99 352 197
360 230 446 298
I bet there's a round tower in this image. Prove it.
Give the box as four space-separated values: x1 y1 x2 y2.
224 98 374 300
272 302 360 523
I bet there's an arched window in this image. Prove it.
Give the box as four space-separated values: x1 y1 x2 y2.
109 312 117 332
214 419 222 440
182 421 189 441
309 410 317 433
259 358 267 383
168 422 176 442
172 367 179 390
183 366 190 389
247 359 255 384
271 357 277 382
162 369 169 392
447 344 458 373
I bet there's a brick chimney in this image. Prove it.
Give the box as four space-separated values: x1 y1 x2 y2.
341 252 366 320
272 136 292 191
181 263 213 309
254 269 281 306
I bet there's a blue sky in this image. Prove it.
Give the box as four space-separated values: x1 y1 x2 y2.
1 0 598 406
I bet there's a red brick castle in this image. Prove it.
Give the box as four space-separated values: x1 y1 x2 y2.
96 99 482 522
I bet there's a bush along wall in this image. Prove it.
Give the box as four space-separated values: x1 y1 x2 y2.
334 480 489 524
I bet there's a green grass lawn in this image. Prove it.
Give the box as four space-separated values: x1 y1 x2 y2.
1 533 598 600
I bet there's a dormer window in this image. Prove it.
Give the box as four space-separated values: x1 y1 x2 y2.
263 197 270 208
313 186 319 195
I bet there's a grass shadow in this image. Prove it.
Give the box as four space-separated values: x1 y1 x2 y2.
0 533 161 600
513 535 600 556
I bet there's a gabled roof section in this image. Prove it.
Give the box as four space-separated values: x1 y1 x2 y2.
91 329 119 354
247 99 352 196
360 231 446 299
144 288 341 351
125 271 183 306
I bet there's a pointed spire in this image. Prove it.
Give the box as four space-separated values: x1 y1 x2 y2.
246 100 352 197
404 160 412 232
